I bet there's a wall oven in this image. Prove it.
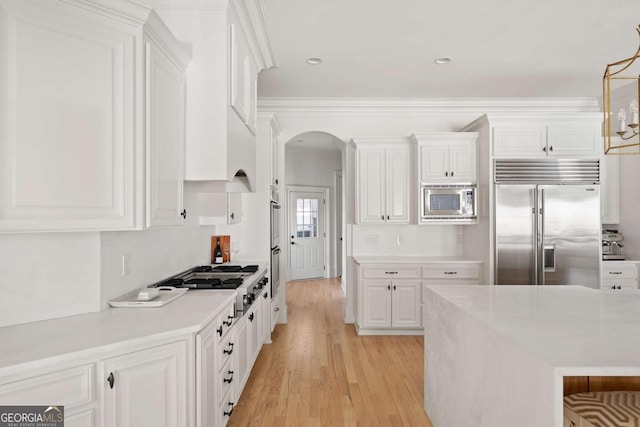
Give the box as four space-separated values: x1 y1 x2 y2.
420 184 477 222
270 187 281 298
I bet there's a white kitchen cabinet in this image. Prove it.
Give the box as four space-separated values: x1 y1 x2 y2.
0 1 189 232
269 116 282 188
227 193 242 224
601 149 620 224
601 261 639 290
271 290 281 333
355 141 411 224
234 315 249 400
196 301 236 427
102 340 189 427
146 1 276 192
411 133 478 183
144 29 189 227
0 364 97 424
260 285 272 344
492 121 601 158
358 264 422 332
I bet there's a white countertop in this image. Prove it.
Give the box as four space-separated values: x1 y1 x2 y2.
353 256 481 264
425 285 640 371
0 290 236 374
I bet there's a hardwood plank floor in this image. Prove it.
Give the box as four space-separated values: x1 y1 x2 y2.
229 278 434 426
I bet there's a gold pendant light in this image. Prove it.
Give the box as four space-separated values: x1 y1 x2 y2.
603 25 640 154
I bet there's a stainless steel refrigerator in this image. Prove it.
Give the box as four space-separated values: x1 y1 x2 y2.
494 159 601 288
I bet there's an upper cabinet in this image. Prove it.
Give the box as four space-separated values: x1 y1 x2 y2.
411 133 478 183
491 117 602 158
354 139 411 225
146 0 278 193
0 0 190 232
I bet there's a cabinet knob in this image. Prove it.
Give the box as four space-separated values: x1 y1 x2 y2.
381 215 384 220
275 179 279 185
263 292 268 299
107 372 115 389
549 146 553 152
393 285 397 290
542 146 548 153
445 172 449 177
249 313 254 322
451 171 454 177
387 284 391 291
230 212 235 220
387 215 390 220
180 209 187 219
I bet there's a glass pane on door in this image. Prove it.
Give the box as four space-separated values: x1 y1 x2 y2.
295 198 318 238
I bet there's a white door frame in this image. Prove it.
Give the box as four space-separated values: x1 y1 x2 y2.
286 185 330 280
333 170 343 280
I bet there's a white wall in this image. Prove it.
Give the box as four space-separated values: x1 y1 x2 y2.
285 145 342 276
100 183 216 307
0 232 100 328
352 225 462 256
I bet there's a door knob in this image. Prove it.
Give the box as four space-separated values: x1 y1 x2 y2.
291 241 296 245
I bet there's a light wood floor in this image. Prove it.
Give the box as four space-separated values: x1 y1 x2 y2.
228 277 434 426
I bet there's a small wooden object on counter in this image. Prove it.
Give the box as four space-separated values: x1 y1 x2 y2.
211 235 231 263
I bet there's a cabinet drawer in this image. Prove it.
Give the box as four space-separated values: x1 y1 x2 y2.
217 330 236 369
601 279 638 290
422 264 480 280
362 265 420 279
0 364 94 409
218 386 235 427
602 264 637 279
217 303 236 341
218 356 235 406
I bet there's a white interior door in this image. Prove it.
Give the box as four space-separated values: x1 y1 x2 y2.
289 191 325 280
336 172 343 278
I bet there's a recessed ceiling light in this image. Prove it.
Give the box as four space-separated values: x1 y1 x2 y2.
434 57 453 65
306 57 322 65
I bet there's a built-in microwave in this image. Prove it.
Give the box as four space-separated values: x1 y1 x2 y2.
420 184 477 222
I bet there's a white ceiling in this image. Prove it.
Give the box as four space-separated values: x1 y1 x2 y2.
258 0 640 99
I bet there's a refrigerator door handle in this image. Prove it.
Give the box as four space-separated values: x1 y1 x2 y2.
533 190 538 286
543 243 556 272
539 188 546 285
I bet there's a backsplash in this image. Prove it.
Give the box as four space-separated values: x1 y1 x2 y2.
352 224 462 256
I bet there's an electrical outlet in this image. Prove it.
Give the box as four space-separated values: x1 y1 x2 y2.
122 253 131 276
396 235 402 245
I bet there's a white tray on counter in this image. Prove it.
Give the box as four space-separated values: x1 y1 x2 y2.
108 287 188 308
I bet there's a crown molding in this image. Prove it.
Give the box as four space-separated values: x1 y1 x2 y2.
232 0 278 70
258 97 601 114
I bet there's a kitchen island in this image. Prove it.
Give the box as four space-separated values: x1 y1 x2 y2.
423 285 640 427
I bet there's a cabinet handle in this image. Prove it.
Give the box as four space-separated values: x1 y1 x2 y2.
387 215 390 220
611 285 616 289
223 319 232 327
444 271 458 275
609 271 623 275
217 326 223 336
387 284 391 291
223 370 234 383
451 171 454 177
223 343 234 355
445 172 449 177
180 209 187 219
393 285 397 290
263 292 268 299
385 271 398 275
549 146 553 152
542 146 547 153
275 179 279 185
618 285 622 290
107 372 115 389
249 313 254 322
230 212 235 220
381 215 384 220
274 307 280 312
223 402 234 417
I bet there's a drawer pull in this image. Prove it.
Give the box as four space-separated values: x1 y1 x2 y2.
609 271 623 275
444 271 458 275
223 343 234 355
223 402 234 417
107 372 115 389
249 313 254 322
223 370 234 384
217 326 223 336
385 271 398 275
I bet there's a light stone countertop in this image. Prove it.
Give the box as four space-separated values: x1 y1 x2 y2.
353 256 482 264
423 284 640 427
0 290 237 374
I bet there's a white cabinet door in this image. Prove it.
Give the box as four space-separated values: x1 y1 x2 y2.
358 149 386 224
102 340 188 427
229 23 248 123
548 125 600 157
196 320 218 427
449 141 476 182
245 60 258 135
391 282 422 328
362 281 392 328
145 40 186 227
419 145 449 182
227 193 241 224
270 126 279 188
234 316 248 401
0 5 137 231
493 126 547 158
247 303 261 367
385 148 410 223
260 287 271 344
601 154 620 224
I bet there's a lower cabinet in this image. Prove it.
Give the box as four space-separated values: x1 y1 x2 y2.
102 340 189 427
356 261 482 335
601 261 640 290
